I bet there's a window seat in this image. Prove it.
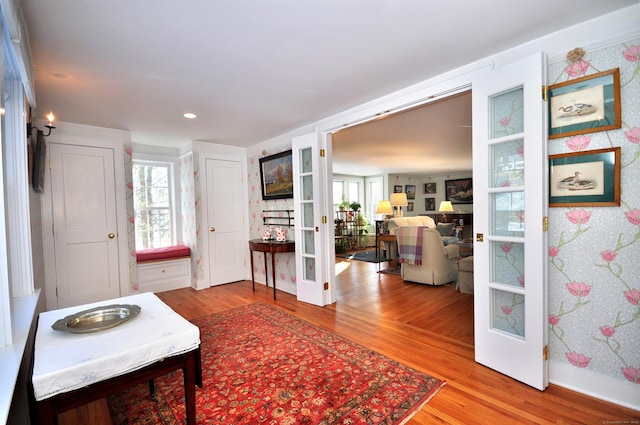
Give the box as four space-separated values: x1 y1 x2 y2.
136 246 191 293
136 245 191 263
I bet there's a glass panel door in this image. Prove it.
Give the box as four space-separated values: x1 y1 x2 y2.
472 52 548 390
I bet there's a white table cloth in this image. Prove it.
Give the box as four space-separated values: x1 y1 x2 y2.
33 292 200 401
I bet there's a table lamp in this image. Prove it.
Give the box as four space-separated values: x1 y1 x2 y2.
439 200 454 221
390 193 408 217
375 200 393 216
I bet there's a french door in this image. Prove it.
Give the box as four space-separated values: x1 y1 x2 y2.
292 133 335 306
472 52 549 390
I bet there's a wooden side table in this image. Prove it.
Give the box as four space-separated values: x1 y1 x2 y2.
376 233 397 271
249 239 295 299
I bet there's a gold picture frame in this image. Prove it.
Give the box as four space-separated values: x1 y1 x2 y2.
548 68 621 139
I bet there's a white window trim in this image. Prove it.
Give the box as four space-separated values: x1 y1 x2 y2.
132 153 181 247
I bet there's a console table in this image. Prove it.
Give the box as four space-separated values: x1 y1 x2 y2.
32 292 201 425
249 239 295 299
376 233 397 271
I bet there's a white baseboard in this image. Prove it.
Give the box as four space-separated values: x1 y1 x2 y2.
549 360 640 411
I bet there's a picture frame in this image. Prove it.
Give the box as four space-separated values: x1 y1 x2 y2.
393 185 403 193
548 68 621 139
405 184 416 199
549 147 620 207
445 178 473 204
425 197 435 211
259 150 293 200
423 183 436 194
407 202 414 212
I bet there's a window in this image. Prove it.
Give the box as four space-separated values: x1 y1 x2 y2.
132 161 175 249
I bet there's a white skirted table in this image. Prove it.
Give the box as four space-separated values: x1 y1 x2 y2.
32 292 201 424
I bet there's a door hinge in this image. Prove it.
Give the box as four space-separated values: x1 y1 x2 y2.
543 344 549 361
543 216 548 232
323 282 329 290
320 148 326 157
542 85 548 101
322 215 327 224
55 287 58 297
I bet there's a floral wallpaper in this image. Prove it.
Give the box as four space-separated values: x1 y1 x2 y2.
547 40 640 385
179 151 203 282
123 144 138 291
247 147 296 290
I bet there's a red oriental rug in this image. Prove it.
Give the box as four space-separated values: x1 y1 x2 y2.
108 302 445 424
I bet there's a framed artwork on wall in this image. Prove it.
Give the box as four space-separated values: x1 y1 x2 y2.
549 147 620 207
393 185 402 193
405 185 416 199
407 202 414 212
445 178 473 204
423 183 436 194
548 68 621 139
259 150 293 200
425 197 435 211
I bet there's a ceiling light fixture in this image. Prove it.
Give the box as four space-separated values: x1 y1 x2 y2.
183 113 197 119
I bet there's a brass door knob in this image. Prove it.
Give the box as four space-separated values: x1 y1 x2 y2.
209 227 216 232
108 233 116 239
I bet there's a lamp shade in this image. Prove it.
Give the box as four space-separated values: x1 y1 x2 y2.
439 200 454 212
375 200 393 215
390 193 408 207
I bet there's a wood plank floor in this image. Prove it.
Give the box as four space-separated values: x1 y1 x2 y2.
58 257 639 424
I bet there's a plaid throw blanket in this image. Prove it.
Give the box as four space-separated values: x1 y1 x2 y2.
397 226 425 266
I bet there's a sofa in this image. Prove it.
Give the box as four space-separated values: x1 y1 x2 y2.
457 255 474 293
388 216 459 245
396 226 459 285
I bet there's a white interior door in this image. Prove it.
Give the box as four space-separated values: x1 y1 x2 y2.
472 52 549 390
50 143 120 308
292 133 334 306
205 159 245 285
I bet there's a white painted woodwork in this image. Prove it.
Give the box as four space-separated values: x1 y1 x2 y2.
205 159 245 286
137 258 190 293
472 52 548 390
49 143 121 308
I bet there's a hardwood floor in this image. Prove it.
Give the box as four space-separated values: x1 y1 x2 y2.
58 257 639 424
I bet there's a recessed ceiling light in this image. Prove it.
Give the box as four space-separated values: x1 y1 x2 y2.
183 113 197 119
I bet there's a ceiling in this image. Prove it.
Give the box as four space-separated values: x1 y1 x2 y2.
21 1 637 174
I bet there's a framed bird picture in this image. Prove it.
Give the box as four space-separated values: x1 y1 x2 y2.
549 147 620 207
548 68 621 139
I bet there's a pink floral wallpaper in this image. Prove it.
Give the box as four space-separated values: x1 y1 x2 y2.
247 148 296 290
547 40 640 386
179 152 202 282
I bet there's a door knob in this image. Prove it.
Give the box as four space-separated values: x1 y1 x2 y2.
108 233 116 239
209 227 216 232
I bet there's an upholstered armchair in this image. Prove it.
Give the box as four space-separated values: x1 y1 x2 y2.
396 226 459 285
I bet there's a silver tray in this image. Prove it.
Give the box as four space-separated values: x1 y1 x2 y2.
52 304 141 334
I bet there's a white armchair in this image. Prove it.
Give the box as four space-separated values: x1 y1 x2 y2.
397 226 459 285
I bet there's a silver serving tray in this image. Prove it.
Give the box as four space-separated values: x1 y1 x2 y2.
52 304 141 334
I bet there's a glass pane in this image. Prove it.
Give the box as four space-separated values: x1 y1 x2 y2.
304 257 316 281
302 175 313 201
301 147 312 173
490 139 524 187
303 203 314 228
491 192 524 237
303 230 315 255
490 87 524 138
491 289 525 337
491 241 525 288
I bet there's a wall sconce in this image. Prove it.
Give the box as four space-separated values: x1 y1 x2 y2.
439 200 454 221
27 111 56 137
390 193 408 217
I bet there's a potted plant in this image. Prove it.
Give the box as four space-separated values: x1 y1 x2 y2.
349 201 361 212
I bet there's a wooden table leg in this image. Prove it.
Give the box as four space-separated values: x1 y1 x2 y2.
271 252 277 299
250 250 256 292
183 351 197 425
263 253 268 288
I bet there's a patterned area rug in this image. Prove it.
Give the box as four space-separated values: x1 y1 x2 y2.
108 303 445 424
337 249 387 263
